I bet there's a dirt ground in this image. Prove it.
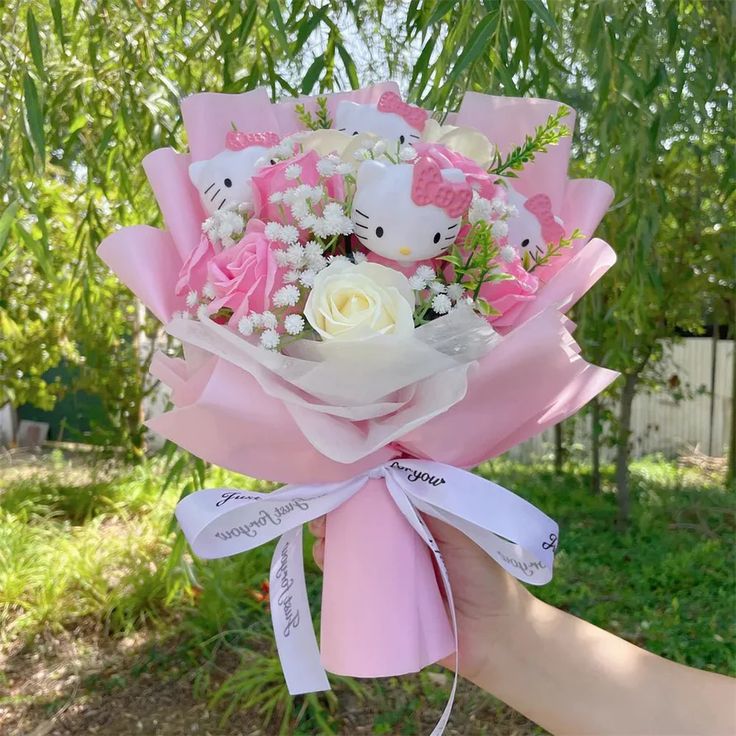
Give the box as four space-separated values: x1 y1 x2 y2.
1 627 538 736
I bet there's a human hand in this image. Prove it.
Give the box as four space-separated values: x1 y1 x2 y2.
308 513 533 685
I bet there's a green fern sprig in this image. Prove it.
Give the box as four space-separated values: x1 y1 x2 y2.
489 106 571 177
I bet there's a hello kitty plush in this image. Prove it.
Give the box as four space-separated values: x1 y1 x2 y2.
505 186 564 258
335 92 429 144
352 156 472 263
188 131 279 215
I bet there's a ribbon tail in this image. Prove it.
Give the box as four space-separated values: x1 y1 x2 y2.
385 461 558 585
270 527 330 695
384 477 459 736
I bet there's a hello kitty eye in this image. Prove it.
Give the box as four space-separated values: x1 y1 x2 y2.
399 135 405 144
352 131 359 136
433 232 441 244
521 239 530 247
375 226 384 237
224 178 232 188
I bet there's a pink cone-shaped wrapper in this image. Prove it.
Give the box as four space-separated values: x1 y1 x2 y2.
320 477 454 676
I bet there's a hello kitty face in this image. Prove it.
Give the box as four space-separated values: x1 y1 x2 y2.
335 92 428 145
189 146 267 215
505 186 564 258
352 158 471 263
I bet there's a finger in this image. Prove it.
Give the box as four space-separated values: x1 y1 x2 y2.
312 538 325 571
308 515 326 538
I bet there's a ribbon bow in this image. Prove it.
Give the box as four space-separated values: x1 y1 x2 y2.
377 91 429 131
412 156 473 218
524 194 565 243
176 459 558 736
225 130 280 151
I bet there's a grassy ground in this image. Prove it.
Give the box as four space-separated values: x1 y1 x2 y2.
0 450 734 735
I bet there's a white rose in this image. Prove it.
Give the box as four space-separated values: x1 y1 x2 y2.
304 260 415 341
422 119 496 169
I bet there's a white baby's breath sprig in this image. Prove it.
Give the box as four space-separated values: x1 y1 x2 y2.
399 145 418 161
468 192 492 224
237 315 254 336
285 163 302 180
273 284 301 308
431 294 452 314
408 274 427 291
446 283 466 302
202 282 217 299
260 311 278 330
415 265 437 282
316 156 338 177
429 280 447 294
260 329 280 350
501 245 517 263
284 314 306 336
185 290 199 308
299 269 317 288
491 220 509 239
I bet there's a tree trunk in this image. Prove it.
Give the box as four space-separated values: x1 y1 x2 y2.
708 327 718 456
615 373 638 524
728 319 736 487
554 422 564 475
591 397 601 494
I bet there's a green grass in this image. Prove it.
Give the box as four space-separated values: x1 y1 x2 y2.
1 452 734 734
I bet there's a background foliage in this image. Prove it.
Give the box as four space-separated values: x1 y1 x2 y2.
0 3 733 475
0 2 734 732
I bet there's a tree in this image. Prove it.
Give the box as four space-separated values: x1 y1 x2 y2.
2 0 732 488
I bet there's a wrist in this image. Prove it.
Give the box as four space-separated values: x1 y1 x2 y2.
470 587 547 691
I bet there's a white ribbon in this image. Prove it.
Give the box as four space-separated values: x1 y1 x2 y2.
175 460 559 734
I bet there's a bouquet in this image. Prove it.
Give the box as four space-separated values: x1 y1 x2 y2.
99 81 618 731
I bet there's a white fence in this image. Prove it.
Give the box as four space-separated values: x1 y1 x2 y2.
508 337 734 461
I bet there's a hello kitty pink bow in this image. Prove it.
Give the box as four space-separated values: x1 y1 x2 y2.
377 92 428 131
225 130 280 150
411 156 473 218
524 194 565 243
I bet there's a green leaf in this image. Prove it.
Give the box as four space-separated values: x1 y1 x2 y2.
523 0 558 33
49 0 64 45
336 43 359 89
444 12 498 89
22 73 45 164
292 6 326 54
267 0 289 50
301 54 324 94
27 9 45 77
16 222 53 280
0 202 19 253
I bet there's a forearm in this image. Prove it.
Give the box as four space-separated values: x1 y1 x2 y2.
471 596 736 736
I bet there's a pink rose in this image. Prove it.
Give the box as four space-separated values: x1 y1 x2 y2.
413 143 498 201
206 219 282 325
250 149 344 225
478 253 539 331
176 233 220 296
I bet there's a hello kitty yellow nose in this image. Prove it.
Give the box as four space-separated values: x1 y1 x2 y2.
399 247 412 256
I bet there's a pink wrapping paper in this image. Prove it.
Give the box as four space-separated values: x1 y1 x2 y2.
98 86 619 681
320 477 454 675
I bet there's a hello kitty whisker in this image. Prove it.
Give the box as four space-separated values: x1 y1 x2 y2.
217 198 227 210
354 222 368 229
409 134 420 139
444 235 456 241
204 182 215 194
210 188 221 202
354 208 370 218
448 223 458 229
